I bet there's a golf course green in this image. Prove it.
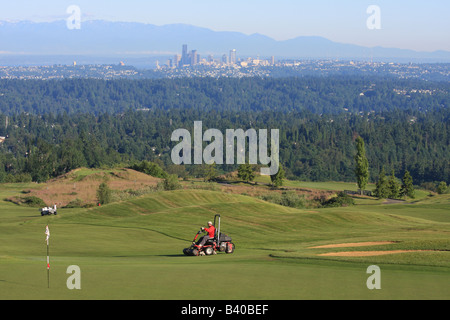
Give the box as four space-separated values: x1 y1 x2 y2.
0 182 449 300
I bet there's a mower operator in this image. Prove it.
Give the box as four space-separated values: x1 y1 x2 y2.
196 221 216 247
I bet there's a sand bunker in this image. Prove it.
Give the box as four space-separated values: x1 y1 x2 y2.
318 250 431 257
309 241 397 249
310 241 442 257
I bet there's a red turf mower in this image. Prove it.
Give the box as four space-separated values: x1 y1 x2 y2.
183 214 235 256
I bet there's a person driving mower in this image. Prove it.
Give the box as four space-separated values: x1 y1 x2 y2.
195 221 216 248
183 215 234 256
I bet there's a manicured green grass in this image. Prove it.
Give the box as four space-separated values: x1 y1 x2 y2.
0 183 449 300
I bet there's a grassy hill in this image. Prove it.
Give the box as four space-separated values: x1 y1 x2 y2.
6 168 162 208
0 171 449 300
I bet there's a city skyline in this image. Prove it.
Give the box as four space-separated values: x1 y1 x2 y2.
168 45 259 69
0 0 449 52
170 44 255 69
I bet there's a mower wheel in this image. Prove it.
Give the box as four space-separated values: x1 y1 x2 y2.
226 242 235 254
204 247 214 255
191 248 199 256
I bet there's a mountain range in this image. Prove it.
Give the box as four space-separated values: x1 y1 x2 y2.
1 20 449 66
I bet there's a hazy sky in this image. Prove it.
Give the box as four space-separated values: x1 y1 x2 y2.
1 0 449 51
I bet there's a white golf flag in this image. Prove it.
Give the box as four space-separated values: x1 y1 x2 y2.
45 225 50 242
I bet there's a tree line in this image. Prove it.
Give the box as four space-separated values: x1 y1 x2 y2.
0 76 448 187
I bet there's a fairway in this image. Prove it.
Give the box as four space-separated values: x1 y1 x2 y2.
1 185 449 300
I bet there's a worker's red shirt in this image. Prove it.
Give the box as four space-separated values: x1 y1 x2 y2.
205 225 215 238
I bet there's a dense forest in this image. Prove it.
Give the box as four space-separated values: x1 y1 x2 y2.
0 76 448 185
0 76 447 115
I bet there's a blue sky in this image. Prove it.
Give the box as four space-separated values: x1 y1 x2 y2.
1 0 449 51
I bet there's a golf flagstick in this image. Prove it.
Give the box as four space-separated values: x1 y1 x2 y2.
45 224 50 288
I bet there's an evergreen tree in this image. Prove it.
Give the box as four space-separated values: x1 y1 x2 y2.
238 164 255 183
437 181 448 194
354 136 369 195
203 163 218 182
387 170 400 199
374 167 389 199
400 170 415 199
96 182 112 205
270 164 285 188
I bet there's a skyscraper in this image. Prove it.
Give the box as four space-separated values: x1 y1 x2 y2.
222 54 228 64
182 44 189 66
174 54 181 68
230 49 237 65
191 50 198 65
